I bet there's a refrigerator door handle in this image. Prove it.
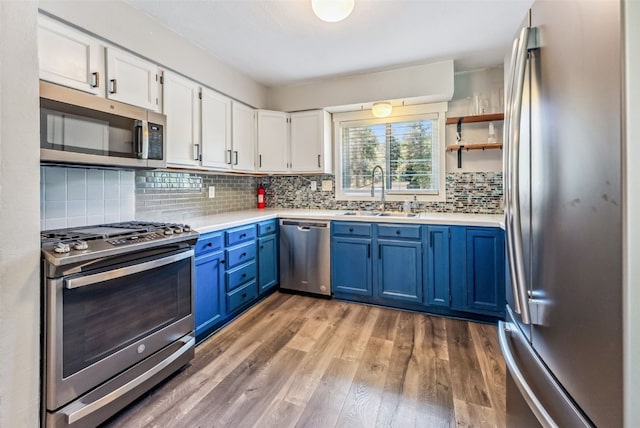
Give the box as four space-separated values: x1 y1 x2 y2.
499 321 558 428
506 26 539 325
504 34 521 315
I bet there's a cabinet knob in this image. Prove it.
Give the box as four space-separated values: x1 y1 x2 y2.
242 273 246 278
241 252 247 257
260 245 264 249
349 228 353 232
242 293 247 299
221 260 225 264
206 242 212 247
396 230 401 235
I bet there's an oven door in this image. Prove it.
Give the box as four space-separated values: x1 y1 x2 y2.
45 248 194 411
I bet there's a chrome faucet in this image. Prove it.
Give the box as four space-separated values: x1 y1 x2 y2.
371 165 385 212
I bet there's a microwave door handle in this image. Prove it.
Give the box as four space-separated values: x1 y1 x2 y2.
141 120 149 159
134 120 144 159
64 250 193 289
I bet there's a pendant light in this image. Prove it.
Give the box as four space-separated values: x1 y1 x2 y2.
372 102 393 118
311 0 355 23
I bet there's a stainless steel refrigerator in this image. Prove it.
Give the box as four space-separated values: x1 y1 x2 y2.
499 1 623 427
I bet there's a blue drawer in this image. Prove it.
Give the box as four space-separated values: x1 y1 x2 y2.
332 222 372 237
226 241 256 269
226 261 257 291
227 280 258 313
257 220 277 236
195 232 223 255
377 224 421 240
226 225 256 247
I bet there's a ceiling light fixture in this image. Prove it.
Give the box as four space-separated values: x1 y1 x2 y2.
372 102 393 118
311 0 355 23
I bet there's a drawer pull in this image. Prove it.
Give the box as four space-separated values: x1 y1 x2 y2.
349 228 354 232
396 230 401 235
242 273 247 278
242 293 247 299
206 242 212 247
241 252 247 257
240 233 246 238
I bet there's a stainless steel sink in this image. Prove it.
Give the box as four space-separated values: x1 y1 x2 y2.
338 211 419 218
339 211 380 216
377 212 419 218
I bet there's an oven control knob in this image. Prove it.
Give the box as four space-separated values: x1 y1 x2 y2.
163 228 174 235
183 225 192 232
54 242 70 254
73 241 88 251
173 226 183 234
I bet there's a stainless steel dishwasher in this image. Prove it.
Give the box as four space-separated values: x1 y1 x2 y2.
279 219 331 296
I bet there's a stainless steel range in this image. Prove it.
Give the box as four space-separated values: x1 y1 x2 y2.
41 221 199 428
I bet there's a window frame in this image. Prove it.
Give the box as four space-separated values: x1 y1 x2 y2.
333 102 448 202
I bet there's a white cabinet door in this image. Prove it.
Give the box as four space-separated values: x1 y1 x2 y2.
231 102 256 172
257 110 289 173
38 15 104 96
201 88 232 170
290 110 332 173
106 47 159 111
163 71 201 168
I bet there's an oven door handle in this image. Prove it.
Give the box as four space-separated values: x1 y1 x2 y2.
63 335 195 425
64 250 194 290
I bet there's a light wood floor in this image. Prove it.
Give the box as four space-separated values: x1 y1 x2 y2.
103 292 506 428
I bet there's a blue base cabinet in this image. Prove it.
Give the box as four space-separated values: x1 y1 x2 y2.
424 225 451 307
451 226 505 317
194 219 279 343
258 220 278 295
377 223 423 303
331 222 373 296
194 233 225 338
331 220 505 322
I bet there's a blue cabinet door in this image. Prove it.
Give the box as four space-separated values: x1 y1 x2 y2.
258 234 278 294
424 225 450 307
194 250 225 339
376 239 422 303
464 228 505 315
331 236 373 296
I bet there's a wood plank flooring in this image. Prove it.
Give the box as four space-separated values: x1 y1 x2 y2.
102 293 506 428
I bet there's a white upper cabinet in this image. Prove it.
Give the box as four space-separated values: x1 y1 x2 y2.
201 88 232 170
290 110 332 173
105 46 160 111
38 15 104 96
257 110 289 173
163 71 201 168
231 102 257 172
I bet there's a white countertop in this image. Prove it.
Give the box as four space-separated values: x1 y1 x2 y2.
186 209 504 234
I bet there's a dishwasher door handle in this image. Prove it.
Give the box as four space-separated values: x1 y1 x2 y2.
298 226 311 231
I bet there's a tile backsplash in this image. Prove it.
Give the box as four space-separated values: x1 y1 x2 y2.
135 170 259 222
40 166 135 230
40 167 502 230
263 172 503 214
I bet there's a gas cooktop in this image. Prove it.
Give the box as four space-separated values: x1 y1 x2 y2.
41 221 199 266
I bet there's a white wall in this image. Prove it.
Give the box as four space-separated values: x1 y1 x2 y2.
38 0 269 108
624 1 640 426
0 1 41 426
445 67 504 173
267 60 454 112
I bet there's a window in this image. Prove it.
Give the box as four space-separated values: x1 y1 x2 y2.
334 103 447 202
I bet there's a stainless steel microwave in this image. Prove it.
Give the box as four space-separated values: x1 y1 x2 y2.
40 81 166 169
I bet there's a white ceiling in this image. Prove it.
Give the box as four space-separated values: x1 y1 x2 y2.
125 0 533 87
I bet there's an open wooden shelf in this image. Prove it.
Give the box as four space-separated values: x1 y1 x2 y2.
445 113 504 125
447 143 503 152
